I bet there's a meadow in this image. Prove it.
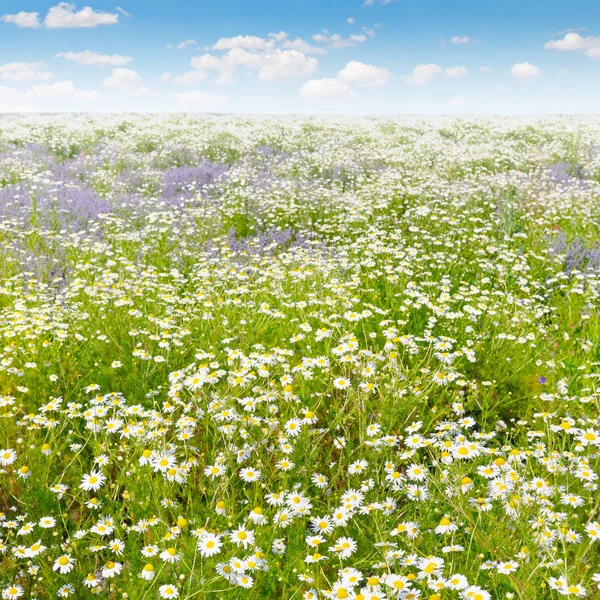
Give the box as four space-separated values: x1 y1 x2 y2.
0 114 599 599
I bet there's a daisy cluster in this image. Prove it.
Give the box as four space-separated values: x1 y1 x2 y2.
0 115 599 599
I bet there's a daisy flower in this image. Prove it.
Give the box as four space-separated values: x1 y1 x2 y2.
159 584 179 598
0 449 17 466
198 533 223 557
80 471 106 492
53 555 75 574
101 561 123 578
2 585 24 599
239 467 261 482
140 563 155 580
229 526 255 549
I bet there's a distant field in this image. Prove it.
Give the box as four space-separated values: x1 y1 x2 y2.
0 115 599 599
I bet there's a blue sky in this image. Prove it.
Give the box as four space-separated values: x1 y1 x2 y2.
0 0 599 114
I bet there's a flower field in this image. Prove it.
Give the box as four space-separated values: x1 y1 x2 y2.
1 115 600 599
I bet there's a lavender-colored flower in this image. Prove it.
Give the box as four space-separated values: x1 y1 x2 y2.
163 161 228 204
548 232 600 274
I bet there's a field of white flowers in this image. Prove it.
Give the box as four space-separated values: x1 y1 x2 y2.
0 115 599 600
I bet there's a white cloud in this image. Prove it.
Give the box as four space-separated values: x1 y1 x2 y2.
0 62 53 82
449 97 465 105
160 70 207 85
102 68 146 93
191 48 317 83
178 39 197 50
45 3 119 28
544 32 600 58
312 31 368 49
347 17 355 24
56 51 132 67
0 11 41 28
115 7 131 18
268 31 287 42
337 60 390 87
30 80 100 100
191 54 223 70
212 35 273 51
0 86 35 111
300 78 355 100
192 50 258 84
0 81 100 111
299 60 390 101
404 63 442 85
511 62 542 80
282 38 327 55
450 35 471 45
444 65 468 78
257 49 317 81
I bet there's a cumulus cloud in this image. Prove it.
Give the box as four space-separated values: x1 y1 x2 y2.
0 86 35 112
544 32 600 58
0 11 41 28
187 32 343 85
44 3 119 28
511 62 542 80
160 70 207 85
56 51 132 67
404 63 443 85
450 36 471 45
337 60 390 87
347 17 355 24
257 49 317 81
404 63 468 84
212 35 273 51
3 4 120 28
300 78 355 100
268 31 287 42
30 80 100 100
191 48 317 83
102 68 146 93
282 38 327 55
444 65 468 78
300 60 390 101
191 54 222 71
0 80 100 111
311 31 369 49
0 62 53 82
